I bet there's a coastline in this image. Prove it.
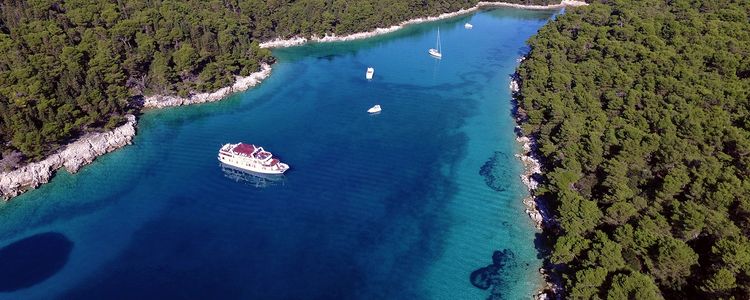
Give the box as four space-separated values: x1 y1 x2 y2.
0 115 137 200
480 0 587 10
143 63 272 109
260 1 587 49
511 66 561 300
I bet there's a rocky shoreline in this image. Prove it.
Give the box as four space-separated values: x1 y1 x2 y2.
483 0 587 10
259 7 477 48
0 115 137 200
260 0 587 49
512 64 550 231
511 67 562 300
143 63 272 109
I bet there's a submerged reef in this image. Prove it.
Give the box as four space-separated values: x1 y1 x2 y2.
0 232 73 291
470 249 518 299
479 151 511 192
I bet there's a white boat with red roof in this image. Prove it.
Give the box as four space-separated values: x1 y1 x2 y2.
218 143 290 174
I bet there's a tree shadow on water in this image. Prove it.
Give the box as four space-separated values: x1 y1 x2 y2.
0 232 73 292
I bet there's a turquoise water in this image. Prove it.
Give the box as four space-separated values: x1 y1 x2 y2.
0 8 556 299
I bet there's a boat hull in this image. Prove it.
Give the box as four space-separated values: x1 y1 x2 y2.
429 49 442 59
220 163 285 180
218 154 288 174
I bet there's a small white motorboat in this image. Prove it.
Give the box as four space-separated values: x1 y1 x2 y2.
464 23 473 29
366 67 374 80
367 105 381 114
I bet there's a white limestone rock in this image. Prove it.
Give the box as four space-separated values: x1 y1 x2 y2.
143 63 272 109
0 115 137 200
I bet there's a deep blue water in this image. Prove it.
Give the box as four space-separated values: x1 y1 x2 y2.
0 8 556 299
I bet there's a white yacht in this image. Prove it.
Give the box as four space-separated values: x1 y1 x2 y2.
428 29 442 59
367 105 381 114
366 67 374 80
464 23 473 29
218 143 289 174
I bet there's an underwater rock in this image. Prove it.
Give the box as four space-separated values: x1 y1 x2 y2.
479 151 510 192
470 249 518 299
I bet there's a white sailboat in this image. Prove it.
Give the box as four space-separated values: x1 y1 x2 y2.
464 23 473 29
428 29 442 59
366 67 374 80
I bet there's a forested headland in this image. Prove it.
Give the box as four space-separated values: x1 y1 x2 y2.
3 0 565 167
517 0 750 298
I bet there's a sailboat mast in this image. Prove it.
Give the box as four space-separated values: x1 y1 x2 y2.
437 28 441 52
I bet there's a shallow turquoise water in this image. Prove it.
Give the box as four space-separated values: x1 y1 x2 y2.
0 8 556 299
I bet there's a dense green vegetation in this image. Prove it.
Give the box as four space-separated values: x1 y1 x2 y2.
516 0 750 298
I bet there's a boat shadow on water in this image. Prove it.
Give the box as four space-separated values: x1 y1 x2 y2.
219 163 286 188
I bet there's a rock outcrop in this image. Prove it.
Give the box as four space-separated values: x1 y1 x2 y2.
143 63 272 109
0 115 137 200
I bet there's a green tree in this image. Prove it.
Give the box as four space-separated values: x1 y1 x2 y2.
606 272 662 300
650 237 699 289
173 43 198 74
700 268 736 296
571 267 608 299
